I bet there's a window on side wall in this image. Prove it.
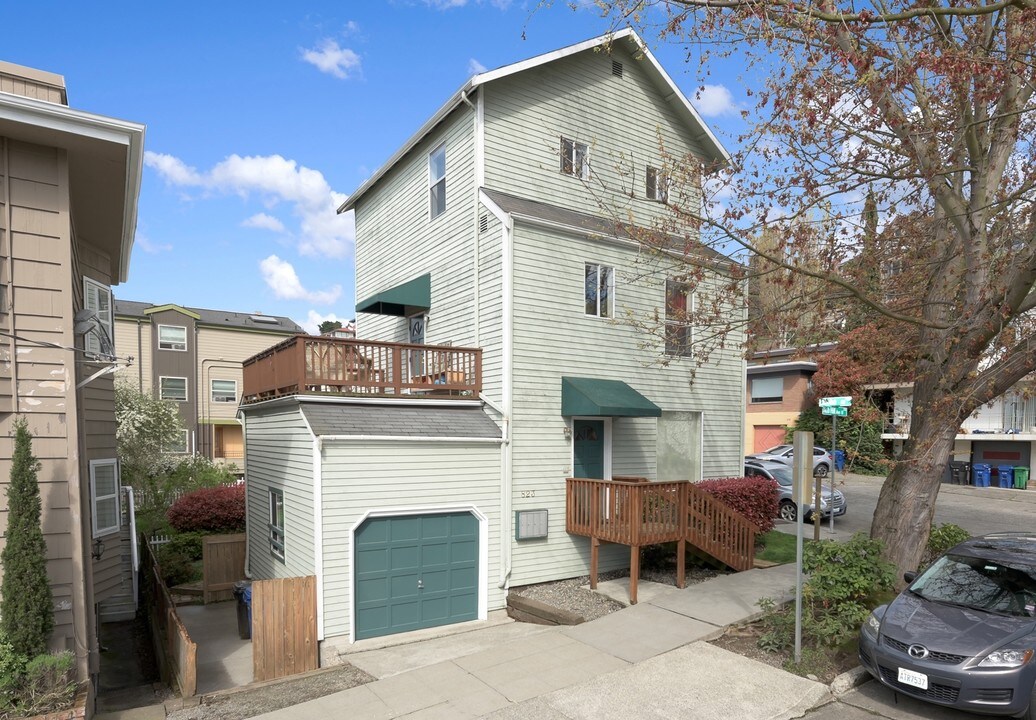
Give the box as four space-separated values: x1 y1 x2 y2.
269 489 285 562
665 280 693 356
164 430 189 454
751 377 784 403
429 143 446 219
83 277 113 359
561 137 589 179
585 263 614 318
211 379 237 403
158 324 188 351
646 166 669 203
90 459 120 537
159 376 188 402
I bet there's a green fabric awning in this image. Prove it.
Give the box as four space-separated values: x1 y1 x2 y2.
561 377 661 418
356 273 431 316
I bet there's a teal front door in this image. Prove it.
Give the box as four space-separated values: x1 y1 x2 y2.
354 512 478 640
573 419 605 479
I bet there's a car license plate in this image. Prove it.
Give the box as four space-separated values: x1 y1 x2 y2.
898 667 928 690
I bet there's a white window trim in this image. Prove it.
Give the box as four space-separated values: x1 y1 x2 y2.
269 488 285 562
158 324 188 352
646 165 670 203
561 137 590 180
83 277 113 358
211 378 238 403
584 262 615 319
428 142 446 220
90 458 121 538
159 375 188 402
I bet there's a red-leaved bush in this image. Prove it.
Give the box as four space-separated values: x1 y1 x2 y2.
697 476 778 533
167 484 246 533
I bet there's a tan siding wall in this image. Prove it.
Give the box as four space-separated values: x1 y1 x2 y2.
0 75 65 104
113 316 151 391
196 327 293 421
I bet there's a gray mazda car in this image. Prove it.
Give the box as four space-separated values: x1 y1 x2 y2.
859 533 1036 718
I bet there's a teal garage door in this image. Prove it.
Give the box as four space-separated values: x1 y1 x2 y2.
354 512 478 640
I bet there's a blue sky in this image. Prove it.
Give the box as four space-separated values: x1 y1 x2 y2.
5 1 745 332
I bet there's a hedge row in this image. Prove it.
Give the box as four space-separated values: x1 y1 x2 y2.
698 476 779 533
167 483 246 533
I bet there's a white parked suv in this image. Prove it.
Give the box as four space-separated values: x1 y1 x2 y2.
745 444 834 477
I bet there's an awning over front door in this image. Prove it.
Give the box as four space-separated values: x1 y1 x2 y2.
355 273 431 316
561 376 662 418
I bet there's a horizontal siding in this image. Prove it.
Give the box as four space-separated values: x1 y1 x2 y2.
507 223 745 586
243 406 316 580
320 441 504 641
354 106 478 350
112 317 151 391
483 43 706 230
476 213 504 404
195 326 295 420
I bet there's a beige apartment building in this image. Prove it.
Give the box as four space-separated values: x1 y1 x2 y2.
113 301 301 470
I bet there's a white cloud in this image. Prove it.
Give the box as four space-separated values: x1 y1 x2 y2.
144 150 355 258
241 213 286 233
301 39 361 79
135 234 172 254
694 84 738 117
468 58 487 75
259 255 342 305
300 310 353 335
343 20 360 35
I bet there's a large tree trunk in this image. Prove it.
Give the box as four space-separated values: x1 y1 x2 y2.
870 381 961 584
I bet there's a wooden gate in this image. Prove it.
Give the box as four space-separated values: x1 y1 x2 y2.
202 533 247 603
252 576 318 682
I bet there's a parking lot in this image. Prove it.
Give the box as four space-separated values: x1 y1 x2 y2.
787 472 1036 720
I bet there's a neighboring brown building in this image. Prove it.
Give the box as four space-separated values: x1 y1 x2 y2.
0 61 144 686
113 301 302 470
744 344 835 453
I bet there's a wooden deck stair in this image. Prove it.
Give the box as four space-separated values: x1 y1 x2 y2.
565 477 760 604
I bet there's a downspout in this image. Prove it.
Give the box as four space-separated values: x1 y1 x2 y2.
298 411 324 643
237 407 251 579
136 318 143 388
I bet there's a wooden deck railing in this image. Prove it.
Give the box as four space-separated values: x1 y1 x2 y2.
566 477 760 604
242 335 482 403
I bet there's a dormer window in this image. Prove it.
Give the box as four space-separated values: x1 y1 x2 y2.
561 138 589 180
429 144 446 219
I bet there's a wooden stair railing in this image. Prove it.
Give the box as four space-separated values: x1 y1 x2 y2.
685 483 759 572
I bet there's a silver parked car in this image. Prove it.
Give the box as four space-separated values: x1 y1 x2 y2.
860 533 1036 718
744 460 846 522
746 444 834 477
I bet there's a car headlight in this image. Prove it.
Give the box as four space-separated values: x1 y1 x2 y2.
862 611 881 639
978 648 1034 668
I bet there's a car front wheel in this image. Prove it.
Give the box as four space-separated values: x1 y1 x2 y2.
779 500 797 522
814 463 830 478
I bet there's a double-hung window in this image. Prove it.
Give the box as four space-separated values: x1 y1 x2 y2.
646 166 670 202
90 459 120 538
269 489 285 562
83 278 113 359
158 325 187 351
211 379 237 403
561 137 589 179
160 376 188 402
665 280 693 355
585 263 614 318
429 144 446 219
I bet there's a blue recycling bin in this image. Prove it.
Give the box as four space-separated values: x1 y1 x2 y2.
997 465 1014 489
972 463 991 487
834 450 846 471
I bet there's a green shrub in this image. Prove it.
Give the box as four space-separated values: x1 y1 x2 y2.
0 641 27 714
18 652 76 717
156 546 196 588
922 523 971 568
758 533 896 653
166 531 205 562
788 407 889 475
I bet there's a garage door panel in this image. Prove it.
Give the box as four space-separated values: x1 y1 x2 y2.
754 425 787 454
391 516 422 541
390 545 420 570
451 566 476 589
421 542 450 566
451 540 477 563
389 574 420 599
355 577 389 604
422 515 450 538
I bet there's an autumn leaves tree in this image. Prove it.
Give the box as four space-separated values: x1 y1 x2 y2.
593 0 1036 575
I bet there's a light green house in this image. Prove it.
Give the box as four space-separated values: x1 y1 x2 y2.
240 28 746 659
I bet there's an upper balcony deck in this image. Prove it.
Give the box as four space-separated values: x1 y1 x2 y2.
241 335 482 404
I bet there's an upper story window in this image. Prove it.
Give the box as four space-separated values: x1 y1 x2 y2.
665 280 693 356
160 376 188 402
158 324 188 351
646 166 670 203
429 144 446 219
83 277 113 359
561 137 589 180
751 377 784 403
211 379 238 403
585 263 614 318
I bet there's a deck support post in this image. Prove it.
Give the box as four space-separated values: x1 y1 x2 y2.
589 537 599 589
629 545 640 605
676 538 686 589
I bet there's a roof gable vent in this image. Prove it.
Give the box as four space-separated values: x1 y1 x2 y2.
611 60 624 79
479 214 489 233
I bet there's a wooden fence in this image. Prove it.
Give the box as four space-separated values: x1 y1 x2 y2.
141 539 197 697
202 533 247 603
252 576 318 682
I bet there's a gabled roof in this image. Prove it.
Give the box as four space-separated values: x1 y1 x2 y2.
339 28 730 214
114 299 303 334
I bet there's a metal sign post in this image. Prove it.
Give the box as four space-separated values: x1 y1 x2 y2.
819 397 852 535
831 414 837 533
792 430 814 664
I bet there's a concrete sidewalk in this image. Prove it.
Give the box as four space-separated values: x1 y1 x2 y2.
252 563 829 720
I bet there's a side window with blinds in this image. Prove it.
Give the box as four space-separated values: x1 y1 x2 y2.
83 277 114 359
90 459 120 537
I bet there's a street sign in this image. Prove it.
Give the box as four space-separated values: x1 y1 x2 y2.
819 396 852 408
822 406 848 417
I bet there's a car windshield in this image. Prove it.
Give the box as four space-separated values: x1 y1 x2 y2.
764 445 792 455
769 466 793 485
910 553 1036 617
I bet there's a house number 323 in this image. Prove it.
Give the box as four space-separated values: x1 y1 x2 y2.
520 490 536 498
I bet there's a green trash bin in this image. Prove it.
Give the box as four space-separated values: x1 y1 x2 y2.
1014 467 1029 490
